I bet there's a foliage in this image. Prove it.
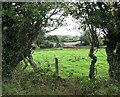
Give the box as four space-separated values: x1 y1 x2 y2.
46 35 61 47
66 2 120 81
2 2 64 79
38 40 54 49
2 2 120 95
2 61 120 95
35 35 61 48
34 35 61 48
79 30 91 46
46 35 59 43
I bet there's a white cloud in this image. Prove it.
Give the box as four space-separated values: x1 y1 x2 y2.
48 15 83 36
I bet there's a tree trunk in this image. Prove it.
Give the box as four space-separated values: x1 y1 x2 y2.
89 45 97 80
88 24 99 80
106 40 120 81
28 52 38 71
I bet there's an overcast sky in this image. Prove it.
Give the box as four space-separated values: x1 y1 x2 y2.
48 15 83 36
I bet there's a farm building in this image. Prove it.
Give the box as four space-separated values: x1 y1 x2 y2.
60 41 84 47
47 41 85 48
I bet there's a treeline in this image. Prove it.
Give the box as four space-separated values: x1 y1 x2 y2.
34 34 105 49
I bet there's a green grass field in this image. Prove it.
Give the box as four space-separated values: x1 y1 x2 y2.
32 48 109 78
3 48 120 95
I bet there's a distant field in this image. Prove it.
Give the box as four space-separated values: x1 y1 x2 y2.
32 48 109 78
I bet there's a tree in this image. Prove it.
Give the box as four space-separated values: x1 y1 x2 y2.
46 35 60 47
79 30 91 46
2 2 65 80
67 2 120 81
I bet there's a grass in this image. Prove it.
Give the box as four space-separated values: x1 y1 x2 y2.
3 48 120 95
32 48 109 78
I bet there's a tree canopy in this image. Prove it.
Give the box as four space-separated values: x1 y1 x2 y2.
67 2 120 81
2 2 65 79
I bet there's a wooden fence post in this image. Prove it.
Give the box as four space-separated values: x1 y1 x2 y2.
55 57 59 77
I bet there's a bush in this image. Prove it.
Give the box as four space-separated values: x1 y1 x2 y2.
39 41 54 48
3 70 120 95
